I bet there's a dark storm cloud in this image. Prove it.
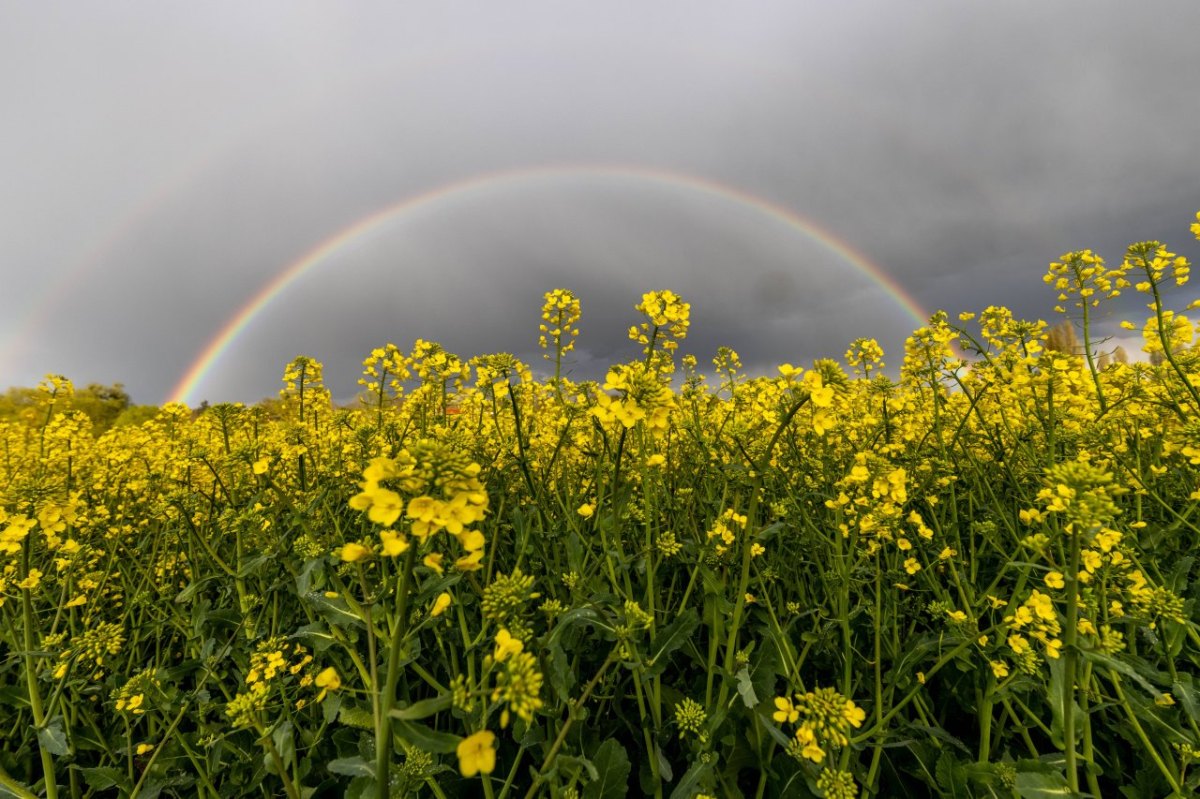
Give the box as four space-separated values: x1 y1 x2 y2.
2 1 1199 403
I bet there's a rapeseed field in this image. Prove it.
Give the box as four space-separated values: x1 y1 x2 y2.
2 215 1200 797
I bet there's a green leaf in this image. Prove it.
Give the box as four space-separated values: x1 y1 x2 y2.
1013 770 1076 798
962 762 1001 789
74 766 125 791
546 641 576 704
761 717 793 749
343 776 375 799
1046 656 1083 749
654 743 674 784
133 772 193 799
238 553 271 578
37 718 69 757
556 754 599 783
174 575 215 603
0 685 31 709
668 757 715 799
292 622 336 653
296 557 325 595
338 703 375 730
388 694 451 721
935 752 969 799
548 607 603 645
272 721 296 772
323 694 342 726
305 591 367 630
1165 555 1194 593
1173 673 1200 726
734 667 758 708
647 608 699 677
392 720 461 754
583 739 630 799
327 756 374 778
754 520 786 542
1078 648 1162 697
750 638 782 707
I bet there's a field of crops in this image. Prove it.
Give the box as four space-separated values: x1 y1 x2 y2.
2 217 1200 798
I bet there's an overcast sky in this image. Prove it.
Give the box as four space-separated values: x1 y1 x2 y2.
3 2 1199 405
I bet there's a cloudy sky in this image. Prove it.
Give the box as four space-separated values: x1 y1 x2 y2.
2 2 1199 405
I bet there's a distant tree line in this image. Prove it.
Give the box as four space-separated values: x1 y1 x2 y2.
0 382 158 433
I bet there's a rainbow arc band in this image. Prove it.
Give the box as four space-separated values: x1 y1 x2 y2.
167 164 928 406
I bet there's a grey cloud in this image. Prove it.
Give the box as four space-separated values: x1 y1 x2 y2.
2 1 1198 403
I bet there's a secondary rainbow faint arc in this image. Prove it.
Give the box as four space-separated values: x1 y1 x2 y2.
168 164 929 405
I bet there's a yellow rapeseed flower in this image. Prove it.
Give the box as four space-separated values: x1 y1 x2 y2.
339 543 372 563
365 487 405 528
455 550 485 572
314 667 340 702
431 592 452 617
457 730 497 777
494 629 523 662
379 529 409 557
773 696 799 723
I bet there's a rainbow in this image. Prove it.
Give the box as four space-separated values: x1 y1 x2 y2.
167 164 928 405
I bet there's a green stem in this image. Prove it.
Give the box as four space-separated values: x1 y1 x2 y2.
0 762 37 799
865 554 886 791
377 546 419 798
1108 669 1182 794
22 588 58 799
1062 527 1082 793
524 652 616 799
128 703 192 799
258 722 301 799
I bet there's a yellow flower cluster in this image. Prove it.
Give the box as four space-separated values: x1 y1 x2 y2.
0 512 36 556
539 288 582 361
410 338 471 386
816 768 860 799
1125 240 1191 291
591 362 675 432
481 569 540 633
845 337 885 377
490 648 544 729
226 637 336 722
1037 457 1125 534
773 687 866 764
358 343 412 405
674 697 707 741
705 508 748 558
629 289 691 359
246 637 312 687
1005 590 1062 661
347 440 489 570
112 669 162 716
827 456 926 556
1045 249 1129 313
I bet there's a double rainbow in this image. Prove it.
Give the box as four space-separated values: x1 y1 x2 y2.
168 164 927 405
